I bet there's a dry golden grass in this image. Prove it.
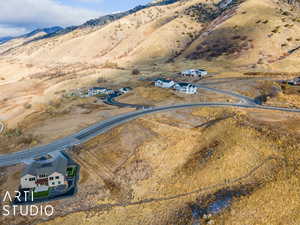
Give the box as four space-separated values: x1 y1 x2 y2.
32 107 300 225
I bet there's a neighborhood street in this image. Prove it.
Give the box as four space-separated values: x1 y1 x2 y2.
0 87 300 167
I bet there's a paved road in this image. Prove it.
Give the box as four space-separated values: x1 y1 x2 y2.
0 121 4 134
195 84 256 104
103 93 150 109
0 101 300 167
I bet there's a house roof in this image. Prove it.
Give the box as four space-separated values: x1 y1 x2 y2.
176 82 196 87
22 153 68 178
120 87 132 91
184 69 206 72
89 87 107 91
155 78 174 83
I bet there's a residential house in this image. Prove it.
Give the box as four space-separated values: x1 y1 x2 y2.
174 83 198 94
155 79 175 88
88 87 114 96
181 69 208 77
289 77 300 85
119 87 132 94
21 153 68 193
219 0 234 9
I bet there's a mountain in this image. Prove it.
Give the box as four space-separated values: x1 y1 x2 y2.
0 36 13 44
1 0 299 72
0 26 63 44
1 1 300 225
28 0 183 42
21 26 63 39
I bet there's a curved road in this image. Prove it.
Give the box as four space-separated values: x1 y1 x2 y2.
103 93 150 109
0 101 300 167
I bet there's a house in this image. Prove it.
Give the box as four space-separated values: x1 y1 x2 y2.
288 77 300 85
21 153 68 193
181 69 208 77
174 83 198 94
154 79 175 88
119 87 132 94
219 0 234 9
88 87 114 96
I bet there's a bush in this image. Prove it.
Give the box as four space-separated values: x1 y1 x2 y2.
4 128 22 137
23 103 32 109
102 61 119 69
132 68 141 75
97 77 107 83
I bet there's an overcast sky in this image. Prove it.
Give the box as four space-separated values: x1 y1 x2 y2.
0 0 150 37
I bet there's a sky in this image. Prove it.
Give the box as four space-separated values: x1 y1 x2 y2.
0 0 151 38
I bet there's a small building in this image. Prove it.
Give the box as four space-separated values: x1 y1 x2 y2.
154 79 175 88
181 69 208 77
288 77 300 85
219 0 234 9
174 83 198 94
21 153 68 193
88 87 114 96
119 87 132 94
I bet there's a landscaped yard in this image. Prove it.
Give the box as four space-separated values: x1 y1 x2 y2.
67 166 77 177
33 189 49 198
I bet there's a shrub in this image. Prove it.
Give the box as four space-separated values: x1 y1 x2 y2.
282 11 290 16
102 61 119 69
23 103 32 109
4 128 22 137
132 69 141 75
97 77 107 83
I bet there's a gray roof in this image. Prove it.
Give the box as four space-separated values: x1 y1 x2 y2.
155 78 173 83
89 87 107 90
22 153 68 177
176 82 195 87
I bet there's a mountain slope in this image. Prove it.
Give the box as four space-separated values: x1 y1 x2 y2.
0 26 63 54
1 0 300 72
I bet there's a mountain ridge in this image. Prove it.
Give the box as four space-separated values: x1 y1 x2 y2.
0 26 63 44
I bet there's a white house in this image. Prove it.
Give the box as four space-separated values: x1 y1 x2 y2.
155 79 175 88
289 77 300 85
48 172 65 187
119 87 132 94
219 0 234 9
88 87 114 96
21 153 68 192
21 174 37 189
174 83 198 94
181 69 208 77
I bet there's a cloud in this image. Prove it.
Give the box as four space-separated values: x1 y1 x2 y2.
0 0 102 37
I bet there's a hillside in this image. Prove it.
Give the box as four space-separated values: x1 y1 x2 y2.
1 107 300 225
1 0 300 68
0 0 300 225
0 26 63 53
0 0 299 131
